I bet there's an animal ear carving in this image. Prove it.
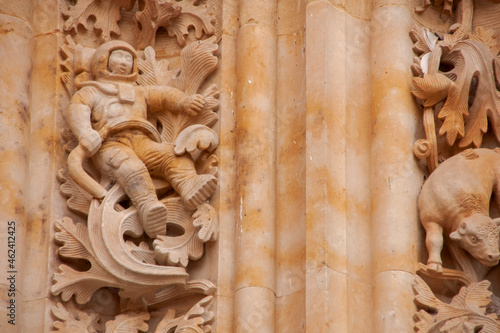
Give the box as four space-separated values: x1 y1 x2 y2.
458 221 467 234
449 231 462 241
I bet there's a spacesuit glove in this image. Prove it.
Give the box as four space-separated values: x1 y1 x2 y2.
181 94 206 116
80 129 102 156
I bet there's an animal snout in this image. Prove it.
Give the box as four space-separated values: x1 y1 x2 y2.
487 253 500 262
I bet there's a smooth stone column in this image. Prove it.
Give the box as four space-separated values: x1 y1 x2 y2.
233 0 277 332
275 0 307 331
21 0 62 331
213 0 239 331
305 1 348 331
370 3 424 333
0 1 34 332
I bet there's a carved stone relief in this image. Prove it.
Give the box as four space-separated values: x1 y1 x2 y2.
51 0 221 331
412 0 500 331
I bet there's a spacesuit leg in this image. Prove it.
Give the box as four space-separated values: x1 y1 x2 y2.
134 137 217 210
96 143 168 238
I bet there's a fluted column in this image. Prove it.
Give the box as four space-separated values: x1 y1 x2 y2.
0 2 34 332
370 1 424 332
233 0 278 331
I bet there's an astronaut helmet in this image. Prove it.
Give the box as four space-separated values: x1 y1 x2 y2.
90 40 138 83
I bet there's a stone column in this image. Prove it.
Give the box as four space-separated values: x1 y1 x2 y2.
0 1 34 332
370 1 424 332
233 0 278 332
304 0 374 331
305 1 348 331
21 0 63 331
275 0 307 331
214 0 239 331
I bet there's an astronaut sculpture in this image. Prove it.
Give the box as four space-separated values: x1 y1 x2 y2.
66 40 217 238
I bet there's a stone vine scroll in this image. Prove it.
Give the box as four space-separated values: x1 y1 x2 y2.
411 1 500 331
53 0 221 331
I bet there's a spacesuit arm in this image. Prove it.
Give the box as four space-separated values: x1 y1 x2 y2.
146 86 205 116
68 91 102 155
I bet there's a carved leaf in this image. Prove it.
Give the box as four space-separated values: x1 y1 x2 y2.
52 217 121 304
450 280 492 314
138 38 219 143
58 169 92 216
169 36 219 95
153 197 205 267
412 73 453 107
155 296 213 333
60 35 78 96
134 0 182 50
451 41 500 148
105 312 150 333
414 275 444 311
442 27 468 50
63 0 136 42
174 125 219 156
51 303 100 333
413 276 500 333
125 241 155 264
192 204 218 242
469 27 500 56
175 296 214 333
413 39 500 147
437 80 468 146
155 309 180 333
137 46 176 87
166 0 216 47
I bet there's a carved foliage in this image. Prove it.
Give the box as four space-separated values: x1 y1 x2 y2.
414 276 500 333
165 0 216 47
154 201 218 267
412 27 500 148
52 217 121 304
52 303 100 333
63 0 136 42
156 296 214 333
138 38 220 143
51 297 213 333
105 312 150 333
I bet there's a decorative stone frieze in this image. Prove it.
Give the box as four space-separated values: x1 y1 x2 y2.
48 0 221 331
412 1 500 331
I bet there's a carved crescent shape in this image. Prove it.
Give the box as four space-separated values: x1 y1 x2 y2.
173 124 219 156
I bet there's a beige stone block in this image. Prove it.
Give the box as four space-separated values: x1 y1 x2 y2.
373 271 417 333
239 0 276 28
277 0 306 36
0 2 34 27
234 287 275 333
373 0 412 9
345 0 372 19
0 283 23 332
305 266 347 332
33 0 59 35
20 298 52 333
213 295 234 333
346 278 373 332
276 289 306 333
222 0 239 37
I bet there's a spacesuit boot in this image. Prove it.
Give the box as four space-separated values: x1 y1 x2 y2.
123 169 168 238
168 169 218 210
